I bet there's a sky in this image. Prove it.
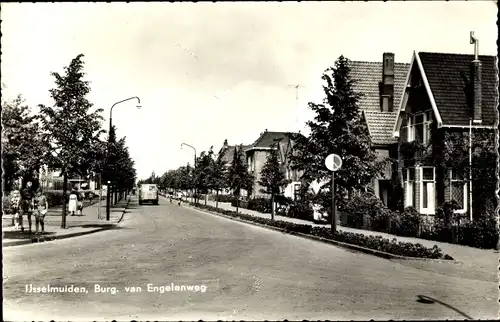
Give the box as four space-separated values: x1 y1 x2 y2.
1 1 497 180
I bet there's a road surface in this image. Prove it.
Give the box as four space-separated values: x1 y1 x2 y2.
3 197 497 320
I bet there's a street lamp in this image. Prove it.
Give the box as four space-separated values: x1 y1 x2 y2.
106 96 141 221
181 143 197 203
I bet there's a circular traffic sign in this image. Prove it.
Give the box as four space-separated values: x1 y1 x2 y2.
325 153 342 172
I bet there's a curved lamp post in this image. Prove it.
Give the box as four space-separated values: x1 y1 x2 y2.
106 96 141 221
181 143 197 203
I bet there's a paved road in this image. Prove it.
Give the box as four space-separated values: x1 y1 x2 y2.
3 197 497 320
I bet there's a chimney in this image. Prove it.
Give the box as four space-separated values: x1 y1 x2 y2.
470 31 482 123
380 52 395 112
223 139 228 148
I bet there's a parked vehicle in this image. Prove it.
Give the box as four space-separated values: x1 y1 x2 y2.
139 184 159 205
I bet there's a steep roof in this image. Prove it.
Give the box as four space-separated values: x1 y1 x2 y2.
417 52 497 126
350 61 411 145
219 144 251 165
248 131 296 149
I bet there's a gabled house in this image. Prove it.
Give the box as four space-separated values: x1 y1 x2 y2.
217 139 252 196
393 48 497 217
350 53 411 208
245 130 303 200
218 139 251 168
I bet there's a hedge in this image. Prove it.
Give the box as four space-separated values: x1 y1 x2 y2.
189 202 453 260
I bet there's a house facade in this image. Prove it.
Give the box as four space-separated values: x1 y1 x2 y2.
349 53 410 208
245 130 303 200
393 50 497 217
39 165 99 191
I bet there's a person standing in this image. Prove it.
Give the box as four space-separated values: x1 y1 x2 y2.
68 190 78 216
35 188 49 234
21 181 35 233
10 190 22 230
77 190 84 216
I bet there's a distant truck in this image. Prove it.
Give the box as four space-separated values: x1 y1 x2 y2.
139 184 159 205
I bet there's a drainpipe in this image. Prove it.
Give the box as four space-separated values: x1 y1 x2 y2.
469 118 473 221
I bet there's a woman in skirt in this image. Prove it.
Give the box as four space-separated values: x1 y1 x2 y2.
68 190 78 216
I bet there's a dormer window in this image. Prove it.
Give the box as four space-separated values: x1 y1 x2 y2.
381 95 392 112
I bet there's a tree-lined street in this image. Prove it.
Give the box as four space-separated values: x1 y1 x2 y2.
3 196 497 320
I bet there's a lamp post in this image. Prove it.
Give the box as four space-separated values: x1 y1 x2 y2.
181 143 197 203
106 96 141 221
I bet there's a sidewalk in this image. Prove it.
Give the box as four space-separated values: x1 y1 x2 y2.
2 196 131 247
202 200 498 273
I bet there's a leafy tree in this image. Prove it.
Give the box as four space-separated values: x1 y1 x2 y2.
38 54 105 228
1 95 48 192
258 144 289 220
227 145 253 213
210 148 229 209
194 149 213 205
287 55 383 216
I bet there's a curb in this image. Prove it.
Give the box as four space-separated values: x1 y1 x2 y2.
2 225 117 247
187 205 459 264
117 196 132 224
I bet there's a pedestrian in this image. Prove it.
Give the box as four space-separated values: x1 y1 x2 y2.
21 181 35 233
68 190 78 216
35 188 48 234
10 190 22 230
77 190 84 216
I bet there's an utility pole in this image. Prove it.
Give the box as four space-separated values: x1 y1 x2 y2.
288 84 304 132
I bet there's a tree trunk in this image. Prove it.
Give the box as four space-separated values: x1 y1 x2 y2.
216 190 219 209
271 193 275 221
236 191 239 213
61 173 68 229
205 192 208 206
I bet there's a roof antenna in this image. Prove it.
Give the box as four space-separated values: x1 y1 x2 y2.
470 31 479 61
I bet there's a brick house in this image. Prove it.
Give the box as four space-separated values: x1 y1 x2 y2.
349 53 410 208
393 49 497 217
245 130 303 200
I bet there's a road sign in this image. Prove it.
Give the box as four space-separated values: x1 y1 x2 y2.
325 154 342 172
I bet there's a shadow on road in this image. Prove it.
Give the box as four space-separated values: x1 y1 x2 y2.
3 231 56 240
416 295 473 319
80 224 116 229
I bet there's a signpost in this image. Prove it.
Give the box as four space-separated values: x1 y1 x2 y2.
325 153 342 234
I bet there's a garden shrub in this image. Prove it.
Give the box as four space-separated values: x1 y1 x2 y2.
457 213 498 249
287 201 314 221
2 196 12 214
213 194 235 203
230 199 249 209
248 198 271 213
343 192 391 229
45 190 70 207
389 207 422 237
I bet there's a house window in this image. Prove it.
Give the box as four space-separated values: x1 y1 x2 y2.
420 166 435 214
294 183 301 201
407 112 432 144
450 169 467 213
407 117 414 142
382 95 390 112
423 111 432 144
403 168 416 207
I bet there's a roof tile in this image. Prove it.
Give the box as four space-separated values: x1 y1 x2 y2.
418 52 497 126
350 61 410 145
